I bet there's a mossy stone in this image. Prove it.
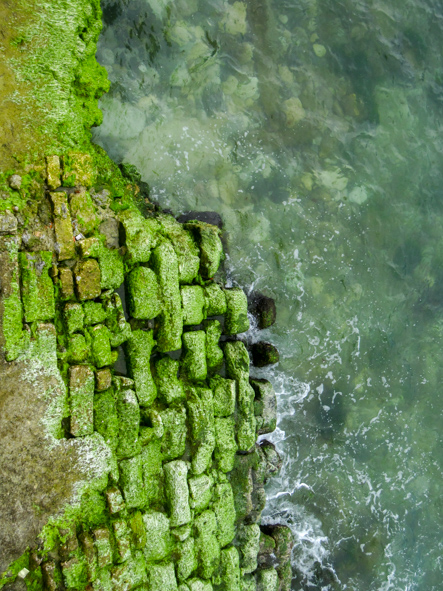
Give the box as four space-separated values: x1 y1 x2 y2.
210 376 236 417
46 155 61 190
184 221 223 280
238 524 261 575
147 563 178 591
151 240 183 352
111 551 148 590
98 246 125 290
105 485 125 514
126 266 162 319
241 575 256 591
213 482 236 547
154 356 185 404
182 331 207 382
220 546 241 591
89 324 112 368
140 439 164 506
61 557 87 590
96 368 112 391
194 510 220 579
181 285 205 325
250 342 279 368
74 259 101 300
69 364 94 437
204 282 227 316
204 320 223 371
119 454 146 509
63 152 95 187
224 341 250 381
129 511 147 549
77 236 100 258
112 519 132 563
50 192 75 260
187 578 213 591
119 208 157 264
188 474 213 514
228 455 254 522
187 388 215 475
214 417 237 473
94 388 119 449
250 379 277 436
143 513 173 563
93 528 113 568
69 189 99 236
126 329 157 406
160 407 187 461
59 267 75 300
116 388 141 458
256 569 278 591
67 333 89 363
224 289 249 335
176 537 198 581
79 532 97 582
157 213 200 284
64 302 84 334
164 460 192 527
19 251 55 322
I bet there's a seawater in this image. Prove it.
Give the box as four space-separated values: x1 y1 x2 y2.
93 1 443 588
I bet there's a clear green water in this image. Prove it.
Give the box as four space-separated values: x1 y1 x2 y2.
93 0 443 588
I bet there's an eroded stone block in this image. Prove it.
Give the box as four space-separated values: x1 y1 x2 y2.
154 356 185 404
188 474 213 514
214 417 237 473
69 365 94 437
64 302 84 334
50 192 75 260
213 482 236 548
204 319 223 370
116 388 140 458
164 460 191 527
46 155 61 190
19 251 55 322
120 454 145 509
194 510 220 579
181 285 205 325
74 259 101 300
182 331 207 381
126 329 157 406
224 289 249 335
204 282 227 316
210 376 236 417
184 221 223 280
126 265 162 319
143 512 173 563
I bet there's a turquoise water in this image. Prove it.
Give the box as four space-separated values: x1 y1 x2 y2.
93 0 443 588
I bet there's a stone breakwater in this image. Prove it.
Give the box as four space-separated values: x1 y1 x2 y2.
0 152 292 591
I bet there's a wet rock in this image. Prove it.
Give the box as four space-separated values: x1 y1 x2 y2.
62 153 94 187
213 481 236 547
181 285 205 325
194 510 220 579
0 210 17 235
188 474 214 513
220 546 241 591
210 375 236 417
8 175 22 190
176 537 197 581
184 220 223 279
119 208 157 264
120 454 145 509
94 388 119 449
58 267 74 300
177 211 223 229
248 293 276 330
182 331 207 382
19 251 55 323
237 523 261 575
250 342 279 367
126 329 157 406
143 513 173 562
224 288 249 334
160 406 187 461
63 302 84 334
204 319 223 371
115 388 140 458
105 485 125 514
126 266 162 319
256 568 278 591
147 563 177 591
204 282 227 316
99 217 119 249
140 439 165 505
69 189 99 236
83 300 106 325
154 356 185 404
89 324 112 368
157 213 200 284
187 387 215 475
113 519 132 563
93 527 113 568
214 417 237 473
250 379 277 435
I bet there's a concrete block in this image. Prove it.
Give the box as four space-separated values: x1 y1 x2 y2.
74 259 101 300
154 356 185 404
204 282 226 316
214 417 237 473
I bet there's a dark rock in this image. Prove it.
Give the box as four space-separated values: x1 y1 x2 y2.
250 342 279 367
248 292 276 329
177 211 223 230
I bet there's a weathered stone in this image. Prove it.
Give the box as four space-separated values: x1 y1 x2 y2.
79 532 97 582
160 406 187 461
171 523 192 542
105 485 125 514
116 388 140 458
176 537 198 581
96 368 112 391
238 524 261 575
74 259 101 300
204 320 223 370
89 324 112 368
224 341 250 381
181 285 205 325
126 266 162 319
67 333 89 363
50 192 75 260
99 217 119 249
210 376 236 417
147 563 178 591
224 289 249 335
93 527 113 568
113 519 132 563
194 510 220 579
119 208 157 264
154 356 185 404
19 251 55 322
164 460 192 527
204 282 227 316
126 329 157 406
187 388 215 475
93 567 112 591
110 552 147 590
241 575 256 591
236 378 257 452
120 454 145 509
46 155 61 190
129 511 147 549
250 342 279 368
182 331 207 381
59 267 75 300
248 293 276 330
98 245 125 290
69 365 94 437
140 439 164 506
143 512 173 562
220 546 241 591
213 482 236 547
228 455 254 522
64 302 84 334
256 569 278 591
42 561 63 591
77 236 100 258
63 152 94 187
94 388 119 449
69 189 99 236
188 473 213 514
150 240 183 352
156 213 200 284
262 526 293 583
83 301 107 326
0 210 17 235
8 174 21 190
184 221 223 279
186 578 213 591
214 417 237 473
250 379 277 435
105 293 131 347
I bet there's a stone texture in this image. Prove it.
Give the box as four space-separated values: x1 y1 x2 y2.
214 417 238 473
147 563 178 591
126 329 157 406
74 259 101 300
187 388 215 475
62 152 94 187
0 210 17 235
64 302 84 334
250 342 279 368
204 319 223 371
89 324 112 368
164 460 192 527
50 192 75 260
19 251 55 322
126 265 162 319
184 221 223 280
210 376 236 417
116 388 140 458
250 379 277 436
69 189 99 236
120 454 145 508
156 213 200 284
119 208 157 264
182 331 207 382
58 267 75 301
224 288 249 335
194 510 220 579
154 356 185 404
204 282 227 316
188 474 214 513
46 155 61 190
143 512 173 562
69 365 94 437
181 285 205 325
213 482 236 547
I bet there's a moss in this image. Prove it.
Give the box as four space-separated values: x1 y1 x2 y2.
0 550 30 589
164 460 192 528
59 267 75 300
74 259 101 300
204 282 227 317
64 302 84 334
104 486 125 515
67 333 89 363
119 454 145 509
184 221 223 280
115 388 141 459
224 289 249 335
214 417 237 473
69 364 95 437
160 407 187 462
63 153 95 188
95 368 112 391
89 324 112 368
212 482 236 548
94 388 119 449
112 518 132 563
154 356 185 404
126 330 157 406
98 245 125 290
61 556 88 590
50 192 76 261
19 251 55 322
176 537 198 582
119 208 156 264
143 513 173 563
111 551 148 589
194 510 220 579
256 569 278 591
156 213 200 284
237 524 260 575
83 301 107 326
140 440 164 507
220 546 241 591
69 189 98 235
147 563 178 591
210 376 236 418
204 320 223 371
181 285 205 326
187 387 215 476
224 341 250 381
126 266 162 319
93 527 113 568
46 155 61 190
181 331 207 382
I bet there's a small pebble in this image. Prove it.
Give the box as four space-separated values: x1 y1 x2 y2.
9 175 22 190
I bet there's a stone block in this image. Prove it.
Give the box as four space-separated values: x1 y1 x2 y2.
140 439 164 506
105 485 125 514
69 365 94 437
98 246 125 290
187 388 215 475
143 512 173 562
224 341 250 381
160 407 187 461
96 368 112 391
164 460 192 527
89 324 112 368
42 561 63 591
157 213 200 284
61 557 87 590
194 510 220 579
238 524 260 575
182 331 207 381
150 240 183 351
220 546 241 591
256 569 278 591
147 563 178 591
74 259 101 300
119 208 157 264
116 388 140 458
99 217 120 249
46 155 61 190
0 210 17 235
69 189 99 236
59 267 75 300
204 282 226 316
210 376 236 417
79 532 97 582
94 388 119 449
64 302 84 334
111 551 148 591
105 293 131 347
154 356 185 404
187 578 213 591
129 511 147 549
241 575 256 591
188 474 213 514
67 333 89 363
126 329 157 406
184 221 223 279
204 320 223 370
93 527 113 568
224 289 249 335
250 342 279 368
213 482 236 547
19 251 55 322
214 417 237 473
236 378 257 452
181 285 205 325
126 266 162 319
113 519 132 563
250 379 277 436
50 191 75 260
176 537 197 581
228 455 254 522
63 152 94 187
77 236 100 258
120 454 145 509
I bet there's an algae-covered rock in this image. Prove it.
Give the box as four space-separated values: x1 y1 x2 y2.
96 368 112 391
98 245 125 290
210 375 236 417
176 537 198 581
238 524 261 575
0 210 17 235
127 265 162 319
93 527 113 568
113 518 132 563
214 417 238 473
188 474 214 513
126 329 157 406
160 406 187 461
220 546 241 591
204 282 227 316
194 510 221 579
62 152 95 187
64 302 84 334
164 460 192 527
74 259 101 300
182 330 207 381
116 388 140 458
184 221 223 279
129 511 147 549
204 319 223 370
250 379 277 436
89 324 112 367
50 192 75 260
69 189 99 236
213 481 236 547
94 388 119 448
110 551 147 589
140 439 165 506
187 388 215 475
181 285 206 325
143 513 173 562
83 300 107 325
105 485 125 514
250 342 279 368
69 364 95 437
147 563 178 591
224 341 250 381
224 289 249 335
59 266 75 301
154 356 185 404
46 155 61 190
120 454 145 509
256 568 278 591
19 251 55 322
119 208 156 264
157 213 200 284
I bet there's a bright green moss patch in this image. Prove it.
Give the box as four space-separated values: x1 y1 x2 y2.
126 266 162 319
204 282 227 317
19 251 55 322
126 330 157 406
224 289 249 335
154 356 185 404
181 285 205 326
182 331 207 382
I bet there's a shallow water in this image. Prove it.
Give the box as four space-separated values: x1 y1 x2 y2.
93 0 443 588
